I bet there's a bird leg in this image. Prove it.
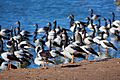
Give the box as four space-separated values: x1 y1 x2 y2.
7 62 10 70
106 48 108 58
98 44 101 56
9 62 12 69
7 62 11 70
42 61 47 69
63 55 66 63
17 62 21 68
86 54 88 60
45 61 49 69
42 61 45 68
70 54 74 64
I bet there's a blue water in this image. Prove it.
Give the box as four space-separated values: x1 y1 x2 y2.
0 0 120 29
0 0 120 68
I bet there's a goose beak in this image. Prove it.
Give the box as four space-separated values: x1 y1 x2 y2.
32 32 35 35
88 8 92 11
67 14 72 19
15 22 18 24
106 19 110 22
33 24 36 26
85 17 90 20
67 16 70 19
16 27 18 30
101 17 106 20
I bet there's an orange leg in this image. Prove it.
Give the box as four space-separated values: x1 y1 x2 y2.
86 54 88 60
7 62 11 70
106 48 108 58
42 61 47 69
70 54 74 64
42 61 45 68
64 55 67 63
64 55 66 60
7 63 10 70
9 62 11 69
98 44 101 56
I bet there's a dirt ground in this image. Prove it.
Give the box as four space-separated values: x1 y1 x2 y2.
0 58 120 80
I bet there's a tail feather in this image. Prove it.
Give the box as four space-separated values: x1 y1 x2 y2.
109 42 118 51
86 48 99 57
113 46 118 51
74 53 86 59
47 60 55 64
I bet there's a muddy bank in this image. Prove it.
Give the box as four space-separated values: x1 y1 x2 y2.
0 58 120 80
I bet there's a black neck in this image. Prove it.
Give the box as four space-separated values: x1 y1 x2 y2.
35 24 38 31
17 21 21 34
112 12 115 22
92 25 96 38
83 30 87 39
105 21 107 27
33 24 38 40
108 19 112 28
90 9 93 18
0 25 1 31
10 29 13 37
73 24 77 42
101 32 104 40
79 33 85 45
90 19 93 25
49 40 52 51
98 19 101 28
14 28 17 36
103 18 107 27
69 15 74 27
53 20 57 31
0 38 4 53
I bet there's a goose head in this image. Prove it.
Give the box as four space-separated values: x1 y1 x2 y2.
34 23 39 30
47 22 52 31
16 21 21 35
88 9 93 18
107 19 112 28
68 14 74 20
68 14 74 27
97 19 101 29
16 21 20 27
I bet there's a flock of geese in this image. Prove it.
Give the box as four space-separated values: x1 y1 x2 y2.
0 9 120 70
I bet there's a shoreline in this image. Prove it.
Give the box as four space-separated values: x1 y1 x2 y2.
0 58 120 80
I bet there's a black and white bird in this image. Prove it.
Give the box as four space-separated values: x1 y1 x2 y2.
1 51 23 70
94 31 118 58
33 23 50 34
0 57 17 70
34 45 55 68
62 43 86 63
18 41 35 50
0 61 17 71
20 30 32 37
0 25 11 38
100 36 118 58
88 9 101 20
83 30 94 45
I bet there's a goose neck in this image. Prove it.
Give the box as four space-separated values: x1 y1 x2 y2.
112 12 115 22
